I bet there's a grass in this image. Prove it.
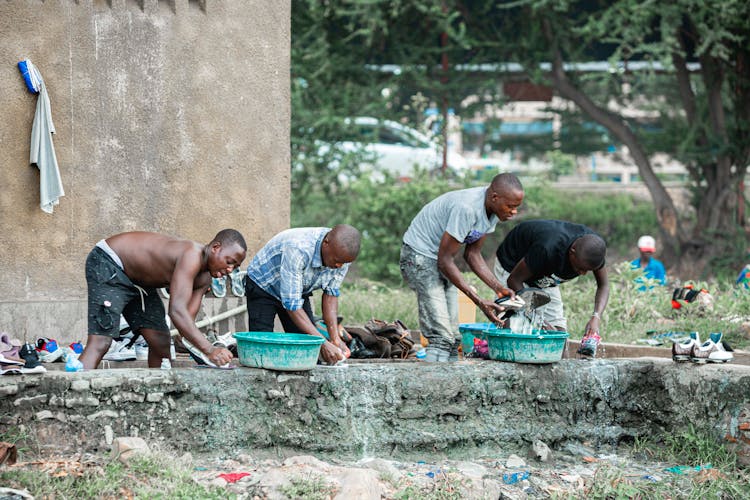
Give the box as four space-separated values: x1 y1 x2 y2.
0 426 36 455
0 452 229 499
337 260 750 349
279 473 337 499
392 471 466 500
550 429 750 500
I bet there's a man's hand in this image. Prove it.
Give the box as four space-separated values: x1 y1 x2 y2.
333 339 351 359
319 340 345 365
207 346 233 367
477 298 507 324
584 315 601 337
495 286 514 300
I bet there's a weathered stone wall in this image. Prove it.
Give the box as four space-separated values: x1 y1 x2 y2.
2 359 749 463
0 0 290 342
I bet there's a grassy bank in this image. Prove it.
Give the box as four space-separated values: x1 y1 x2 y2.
337 261 750 350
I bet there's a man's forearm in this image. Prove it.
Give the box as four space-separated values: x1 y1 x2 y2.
321 295 341 344
287 308 323 337
465 253 506 297
438 255 479 302
170 308 213 353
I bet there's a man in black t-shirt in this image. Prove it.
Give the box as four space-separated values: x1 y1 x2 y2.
494 219 609 357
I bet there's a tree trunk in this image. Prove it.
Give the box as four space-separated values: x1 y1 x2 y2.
541 19 685 260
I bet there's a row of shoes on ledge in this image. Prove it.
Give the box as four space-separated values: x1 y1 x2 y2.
671 332 734 363
1 332 48 375
210 268 246 298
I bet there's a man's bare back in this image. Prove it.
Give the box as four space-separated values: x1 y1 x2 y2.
106 232 209 289
76 229 247 370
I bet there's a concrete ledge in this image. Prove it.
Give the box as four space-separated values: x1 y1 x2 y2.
2 359 749 463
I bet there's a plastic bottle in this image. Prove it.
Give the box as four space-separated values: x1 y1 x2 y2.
65 357 84 372
416 348 427 360
502 471 529 485
169 339 176 360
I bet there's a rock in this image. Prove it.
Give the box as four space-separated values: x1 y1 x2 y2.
180 452 194 466
533 440 553 462
111 436 150 464
454 461 488 480
334 468 383 500
505 454 526 468
266 389 285 400
210 477 228 488
282 455 331 470
562 442 596 457
0 487 33 499
104 425 114 445
35 410 54 420
741 322 750 340
356 457 402 482
255 468 291 500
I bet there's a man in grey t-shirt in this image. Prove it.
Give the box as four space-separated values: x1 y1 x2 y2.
399 173 524 362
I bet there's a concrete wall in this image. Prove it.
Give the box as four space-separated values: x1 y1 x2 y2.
0 0 290 341
2 359 749 465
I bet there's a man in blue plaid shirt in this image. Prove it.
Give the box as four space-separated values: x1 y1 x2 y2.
245 225 361 364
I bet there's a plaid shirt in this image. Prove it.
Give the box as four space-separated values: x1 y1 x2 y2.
247 227 350 311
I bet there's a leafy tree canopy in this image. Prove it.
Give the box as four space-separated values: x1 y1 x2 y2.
292 0 750 274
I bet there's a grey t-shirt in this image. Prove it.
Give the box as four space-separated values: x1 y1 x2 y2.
403 186 498 259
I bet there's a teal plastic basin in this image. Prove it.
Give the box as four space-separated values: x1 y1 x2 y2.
458 322 492 354
233 332 325 371
485 327 568 364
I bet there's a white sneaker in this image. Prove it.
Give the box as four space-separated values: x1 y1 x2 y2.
180 336 232 368
103 339 136 361
214 332 237 349
134 342 149 361
691 338 733 363
179 336 217 367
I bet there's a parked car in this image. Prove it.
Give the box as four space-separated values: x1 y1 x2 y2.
321 117 469 180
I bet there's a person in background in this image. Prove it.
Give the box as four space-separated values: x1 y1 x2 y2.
631 235 666 289
245 225 361 365
736 264 750 290
494 219 609 358
400 173 524 362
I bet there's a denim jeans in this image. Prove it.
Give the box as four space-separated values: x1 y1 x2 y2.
493 258 567 330
400 244 459 352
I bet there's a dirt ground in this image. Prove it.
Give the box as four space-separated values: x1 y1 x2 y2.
3 441 747 499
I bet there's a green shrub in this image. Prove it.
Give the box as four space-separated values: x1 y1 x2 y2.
292 175 661 284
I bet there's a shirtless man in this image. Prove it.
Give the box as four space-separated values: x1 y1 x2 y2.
77 229 247 370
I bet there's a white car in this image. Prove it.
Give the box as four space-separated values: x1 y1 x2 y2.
324 117 468 180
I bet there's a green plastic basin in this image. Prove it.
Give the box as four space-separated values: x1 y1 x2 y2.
485 327 568 364
233 332 325 371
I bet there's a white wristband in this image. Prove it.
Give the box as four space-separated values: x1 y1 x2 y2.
592 312 600 318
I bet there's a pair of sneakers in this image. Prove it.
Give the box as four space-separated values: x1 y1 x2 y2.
1 342 47 375
671 332 734 363
211 268 246 298
35 337 65 363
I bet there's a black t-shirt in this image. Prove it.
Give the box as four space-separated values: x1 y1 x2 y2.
496 219 597 288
